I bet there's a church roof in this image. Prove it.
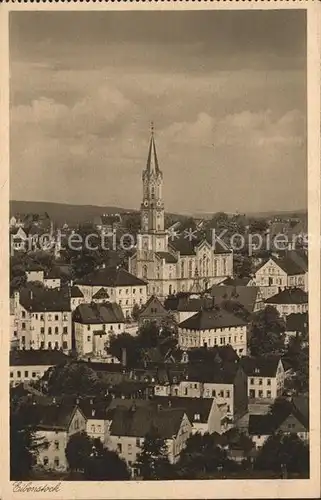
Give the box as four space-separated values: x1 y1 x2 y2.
155 251 178 263
146 126 160 175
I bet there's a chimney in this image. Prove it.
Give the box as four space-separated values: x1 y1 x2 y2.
121 347 127 368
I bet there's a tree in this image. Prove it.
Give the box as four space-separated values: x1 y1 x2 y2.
41 361 105 396
285 335 309 393
132 303 141 321
249 306 285 356
233 254 254 278
135 428 174 480
123 212 141 236
107 332 143 367
137 321 160 348
176 432 231 479
254 433 309 476
65 431 93 472
84 439 130 480
10 404 47 480
159 313 178 338
248 219 269 234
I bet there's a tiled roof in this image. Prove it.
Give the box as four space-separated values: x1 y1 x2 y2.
73 302 124 324
265 288 308 305
220 277 252 286
240 355 282 378
139 295 167 317
178 308 247 330
19 286 71 313
10 349 70 367
109 406 185 439
153 396 214 423
92 287 110 300
285 250 308 272
24 403 81 431
249 397 309 435
210 285 260 313
44 268 62 279
155 252 178 264
76 266 147 287
186 361 240 384
248 414 275 435
170 233 231 256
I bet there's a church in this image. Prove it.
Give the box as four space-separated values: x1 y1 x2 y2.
128 126 233 299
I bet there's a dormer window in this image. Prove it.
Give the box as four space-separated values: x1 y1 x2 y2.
194 413 200 421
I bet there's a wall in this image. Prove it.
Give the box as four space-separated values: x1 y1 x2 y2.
10 364 52 386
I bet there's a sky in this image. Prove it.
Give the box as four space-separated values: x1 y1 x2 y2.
10 10 307 215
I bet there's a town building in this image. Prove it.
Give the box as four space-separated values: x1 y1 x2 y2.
108 404 192 473
178 307 248 356
76 265 148 319
138 295 168 326
264 288 308 317
73 302 125 356
284 312 308 345
9 349 70 387
240 355 285 401
254 255 308 299
25 403 86 471
128 127 233 299
13 286 72 351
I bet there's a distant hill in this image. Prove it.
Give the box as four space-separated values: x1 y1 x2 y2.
10 200 137 227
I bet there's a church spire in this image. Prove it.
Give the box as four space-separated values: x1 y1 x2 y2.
146 122 160 175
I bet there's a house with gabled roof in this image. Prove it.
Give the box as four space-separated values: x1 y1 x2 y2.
24 402 86 471
265 287 308 317
76 265 148 319
73 302 125 356
10 349 70 387
138 295 168 326
240 355 285 401
254 254 307 299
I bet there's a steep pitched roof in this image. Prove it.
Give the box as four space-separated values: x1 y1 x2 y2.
178 308 247 331
24 403 82 431
285 312 308 332
265 288 308 305
10 349 70 367
69 285 84 298
146 129 160 175
92 287 110 300
210 285 260 313
240 355 282 378
153 396 214 424
73 302 124 324
76 266 147 287
139 295 167 318
186 361 240 384
19 286 71 313
109 405 186 439
155 252 178 264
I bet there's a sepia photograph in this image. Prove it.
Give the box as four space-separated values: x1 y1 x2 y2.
1 3 320 498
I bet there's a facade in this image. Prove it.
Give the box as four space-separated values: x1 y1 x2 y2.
178 308 248 356
255 256 308 299
9 349 70 387
73 302 125 356
13 287 72 351
138 295 168 326
31 405 87 471
108 405 192 472
76 266 148 319
240 356 285 401
128 128 233 299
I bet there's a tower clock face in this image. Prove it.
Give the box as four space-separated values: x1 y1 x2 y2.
143 200 149 207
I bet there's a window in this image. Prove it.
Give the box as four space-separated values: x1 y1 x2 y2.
48 314 52 321
133 289 136 294
228 337 231 344
91 425 96 433
10 372 13 378
226 390 230 398
62 341 68 350
184 387 188 396
87 325 90 331
32 372 36 378
259 379 263 385
139 288 143 294
110 325 113 331
126 289 129 295
24 371 29 377
227 405 230 412
55 315 59 321
40 314 44 321
21 336 25 344
54 440 59 450
55 327 59 334
48 327 52 335
54 457 59 467
267 390 272 398
220 337 223 345
87 336 91 342
194 383 198 389
220 390 224 397
117 443 122 453
54 342 59 349
40 341 45 349
136 438 140 447
212 389 216 397
258 390 263 398
43 456 49 466
128 444 132 455
267 379 271 386
48 341 52 349
40 327 45 334
126 300 129 306
17 371 21 378
194 414 200 421
97 425 101 433
35 314 38 320
63 326 68 334
63 314 68 321
21 322 26 330
250 378 254 385
74 419 79 430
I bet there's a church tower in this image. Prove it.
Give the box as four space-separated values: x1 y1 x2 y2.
138 124 168 254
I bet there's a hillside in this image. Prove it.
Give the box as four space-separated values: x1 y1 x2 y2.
10 200 137 227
